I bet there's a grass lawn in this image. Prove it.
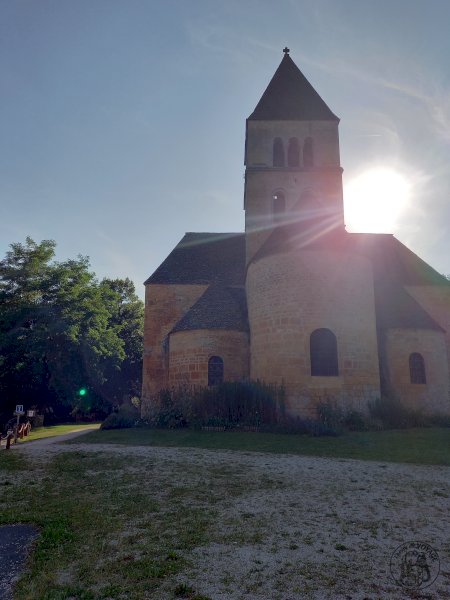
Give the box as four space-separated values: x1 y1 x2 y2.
74 426 450 466
0 448 250 599
15 423 100 444
1 427 449 598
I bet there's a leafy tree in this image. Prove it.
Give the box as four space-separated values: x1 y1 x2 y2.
0 238 143 426
97 277 143 406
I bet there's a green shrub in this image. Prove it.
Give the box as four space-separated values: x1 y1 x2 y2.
148 380 285 430
343 410 367 431
316 402 344 435
303 418 341 437
189 380 284 429
101 404 139 430
428 413 450 428
148 385 450 436
369 395 427 429
148 384 349 436
31 413 45 428
149 388 188 429
316 402 369 433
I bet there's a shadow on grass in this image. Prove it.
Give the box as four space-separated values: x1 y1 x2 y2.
67 427 450 466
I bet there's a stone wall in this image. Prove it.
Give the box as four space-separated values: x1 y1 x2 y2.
381 327 450 414
244 119 344 265
244 168 344 266
246 249 381 417
168 329 249 387
406 285 450 390
245 120 341 169
141 283 207 415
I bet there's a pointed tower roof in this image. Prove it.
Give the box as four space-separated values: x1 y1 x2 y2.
248 49 339 121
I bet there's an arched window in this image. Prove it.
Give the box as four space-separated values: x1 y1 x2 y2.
273 138 285 167
409 353 426 384
208 356 224 386
272 191 285 223
303 137 314 167
287 137 300 167
310 329 338 376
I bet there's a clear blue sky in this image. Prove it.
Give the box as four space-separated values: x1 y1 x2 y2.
2 0 450 298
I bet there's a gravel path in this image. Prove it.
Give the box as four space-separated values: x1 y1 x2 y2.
0 428 96 600
8 433 450 598
0 525 39 600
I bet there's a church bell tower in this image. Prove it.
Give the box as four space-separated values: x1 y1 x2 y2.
244 48 345 265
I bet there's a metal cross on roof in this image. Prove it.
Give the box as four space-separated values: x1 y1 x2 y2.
283 46 290 54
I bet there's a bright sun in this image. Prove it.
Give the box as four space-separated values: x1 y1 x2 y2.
344 168 411 233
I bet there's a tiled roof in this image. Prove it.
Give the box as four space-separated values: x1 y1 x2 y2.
350 233 449 287
252 221 449 287
171 284 248 333
249 214 345 263
355 235 447 332
145 232 245 285
374 282 443 331
146 220 448 334
250 222 448 331
248 54 339 121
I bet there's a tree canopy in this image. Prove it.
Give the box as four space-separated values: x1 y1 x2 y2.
0 238 143 425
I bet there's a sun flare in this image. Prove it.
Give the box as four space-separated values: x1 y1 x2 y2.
344 168 411 233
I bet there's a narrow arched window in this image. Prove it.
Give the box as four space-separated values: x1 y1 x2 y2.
272 192 285 223
409 353 426 384
273 138 285 167
287 137 300 167
310 329 338 376
208 356 224 386
303 137 314 167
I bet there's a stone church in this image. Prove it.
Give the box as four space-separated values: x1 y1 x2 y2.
142 50 450 418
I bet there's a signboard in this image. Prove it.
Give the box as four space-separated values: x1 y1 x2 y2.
27 410 36 418
15 405 24 414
